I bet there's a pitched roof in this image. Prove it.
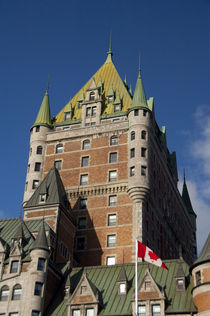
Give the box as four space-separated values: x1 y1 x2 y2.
31 88 52 129
31 219 49 252
55 52 132 124
46 260 196 316
131 63 148 110
24 167 70 209
182 177 196 217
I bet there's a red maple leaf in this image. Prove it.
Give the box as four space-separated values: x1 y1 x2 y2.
148 251 159 261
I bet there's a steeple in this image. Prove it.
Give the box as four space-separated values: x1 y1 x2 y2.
131 57 148 109
182 172 196 217
105 32 113 64
31 81 52 129
31 220 49 252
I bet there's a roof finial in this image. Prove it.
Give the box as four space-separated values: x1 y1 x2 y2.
105 31 113 64
184 168 186 183
46 75 50 94
138 54 141 78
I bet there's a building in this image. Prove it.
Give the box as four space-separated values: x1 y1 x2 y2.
0 46 209 316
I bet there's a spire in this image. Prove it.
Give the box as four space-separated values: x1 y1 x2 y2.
31 81 52 129
129 84 133 97
31 219 49 252
182 173 196 216
131 57 148 109
105 31 113 64
117 265 127 282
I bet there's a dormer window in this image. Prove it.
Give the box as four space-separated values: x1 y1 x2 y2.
107 96 114 103
90 92 95 101
114 104 121 112
39 193 47 203
177 278 184 290
64 112 71 120
78 101 82 109
10 260 19 273
119 282 126 295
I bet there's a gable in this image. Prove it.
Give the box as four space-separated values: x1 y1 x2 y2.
138 269 164 301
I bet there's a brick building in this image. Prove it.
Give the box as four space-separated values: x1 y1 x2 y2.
0 47 209 315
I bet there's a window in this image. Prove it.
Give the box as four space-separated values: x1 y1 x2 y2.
80 174 88 185
31 312 40 316
110 136 118 145
39 193 46 203
80 198 87 209
92 106 96 116
12 285 21 300
107 96 114 103
108 214 116 226
0 286 9 301
83 140 90 150
80 286 87 294
81 156 89 167
9 314 18 316
25 182 28 191
119 283 126 294
37 258 45 271
141 166 147 176
152 305 160 316
196 271 201 285
90 92 95 101
131 131 135 140
114 104 121 112
109 195 117 206
143 109 147 116
177 278 184 290
35 126 40 132
86 107 91 117
138 305 146 316
109 152 117 163
86 309 94 316
106 256 115 265
34 282 43 296
72 310 80 316
77 101 82 109
36 146 42 155
76 237 85 250
141 130 146 139
107 234 116 247
34 162 41 172
130 166 135 176
78 217 86 230
130 148 135 158
64 112 71 120
10 260 19 273
141 147 146 157
54 160 62 170
134 109 139 116
109 170 117 182
56 144 63 153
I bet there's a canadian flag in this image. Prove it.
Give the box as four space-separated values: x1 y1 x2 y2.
137 241 168 270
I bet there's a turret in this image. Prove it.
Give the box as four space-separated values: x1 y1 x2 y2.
23 84 52 203
190 234 210 316
27 220 50 315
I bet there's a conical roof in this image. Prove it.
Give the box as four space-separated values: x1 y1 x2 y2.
24 167 70 209
31 87 52 129
31 220 49 252
131 63 148 109
192 233 210 268
182 176 196 217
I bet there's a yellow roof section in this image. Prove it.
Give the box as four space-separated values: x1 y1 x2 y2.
55 56 132 124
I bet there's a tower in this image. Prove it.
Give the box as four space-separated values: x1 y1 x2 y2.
23 84 52 203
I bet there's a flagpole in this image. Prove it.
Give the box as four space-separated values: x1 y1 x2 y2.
135 239 138 316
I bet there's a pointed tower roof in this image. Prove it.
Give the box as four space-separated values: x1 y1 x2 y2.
182 173 196 217
105 32 113 64
131 58 148 110
13 221 24 240
117 265 127 282
64 100 73 113
31 219 49 252
31 83 52 129
24 167 70 210
113 91 121 104
176 263 185 278
191 234 210 269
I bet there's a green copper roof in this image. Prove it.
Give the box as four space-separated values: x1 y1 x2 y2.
32 88 52 129
192 233 210 267
113 91 121 104
64 101 73 113
131 62 148 109
182 176 196 216
31 220 49 252
47 260 196 316
107 85 114 96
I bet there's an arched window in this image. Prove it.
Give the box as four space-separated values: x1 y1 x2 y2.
36 146 43 155
131 131 135 140
0 285 9 301
82 140 90 150
56 144 63 154
141 130 146 140
12 284 21 300
89 92 95 101
110 136 118 146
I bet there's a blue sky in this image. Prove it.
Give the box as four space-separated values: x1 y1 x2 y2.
0 0 209 253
